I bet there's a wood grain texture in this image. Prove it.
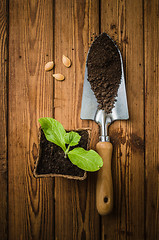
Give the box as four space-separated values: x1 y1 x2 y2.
0 0 8 239
1 0 158 239
144 0 159 239
96 142 113 215
101 0 145 239
54 0 100 239
8 0 54 239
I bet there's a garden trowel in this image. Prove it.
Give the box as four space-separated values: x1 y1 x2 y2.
80 34 129 215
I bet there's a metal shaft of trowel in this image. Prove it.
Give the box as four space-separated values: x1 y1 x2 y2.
95 109 112 142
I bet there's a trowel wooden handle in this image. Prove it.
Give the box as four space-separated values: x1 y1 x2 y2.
96 142 113 215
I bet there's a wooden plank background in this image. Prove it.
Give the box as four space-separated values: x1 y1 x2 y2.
0 0 8 239
8 0 54 239
0 0 158 239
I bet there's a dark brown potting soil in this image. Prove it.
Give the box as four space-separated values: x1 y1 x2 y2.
87 32 121 114
35 129 89 177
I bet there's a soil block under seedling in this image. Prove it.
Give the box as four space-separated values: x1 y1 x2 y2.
34 128 91 180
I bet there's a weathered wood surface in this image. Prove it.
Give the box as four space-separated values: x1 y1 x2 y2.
144 0 159 239
0 0 158 239
0 0 8 239
8 0 54 239
54 0 100 239
101 0 145 239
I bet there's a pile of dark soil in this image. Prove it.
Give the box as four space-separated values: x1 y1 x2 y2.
87 32 121 114
34 129 89 178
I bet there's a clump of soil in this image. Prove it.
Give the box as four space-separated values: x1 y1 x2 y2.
87 32 121 114
34 129 89 179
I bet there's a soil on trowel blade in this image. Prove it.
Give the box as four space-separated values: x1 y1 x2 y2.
35 129 89 177
87 32 121 114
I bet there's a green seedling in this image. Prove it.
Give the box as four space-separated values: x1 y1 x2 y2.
38 117 103 172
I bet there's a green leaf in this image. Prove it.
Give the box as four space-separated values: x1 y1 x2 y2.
64 131 81 146
38 117 66 151
68 147 103 171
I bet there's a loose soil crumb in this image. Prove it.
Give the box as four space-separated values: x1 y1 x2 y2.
87 32 121 114
110 24 116 30
35 129 89 177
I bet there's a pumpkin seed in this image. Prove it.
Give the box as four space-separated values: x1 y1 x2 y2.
45 61 54 71
62 55 71 68
52 73 65 81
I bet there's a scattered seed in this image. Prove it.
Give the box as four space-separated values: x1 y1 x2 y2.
45 61 54 71
62 55 71 68
52 73 65 81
